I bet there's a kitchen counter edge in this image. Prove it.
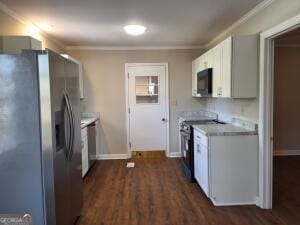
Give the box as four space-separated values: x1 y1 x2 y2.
81 117 99 129
193 124 258 137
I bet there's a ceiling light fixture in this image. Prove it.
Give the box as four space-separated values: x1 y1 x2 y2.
124 25 147 36
39 23 53 32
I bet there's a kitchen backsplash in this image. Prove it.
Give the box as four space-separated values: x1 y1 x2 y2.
178 110 218 119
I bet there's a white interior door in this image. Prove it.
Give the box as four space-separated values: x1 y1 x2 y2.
127 64 168 152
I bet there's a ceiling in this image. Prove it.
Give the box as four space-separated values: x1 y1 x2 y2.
1 0 264 47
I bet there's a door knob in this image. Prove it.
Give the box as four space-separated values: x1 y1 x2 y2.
162 118 167 122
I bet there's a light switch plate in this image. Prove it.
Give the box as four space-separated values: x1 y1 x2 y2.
170 99 178 107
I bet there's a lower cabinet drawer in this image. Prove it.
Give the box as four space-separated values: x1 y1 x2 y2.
194 130 208 146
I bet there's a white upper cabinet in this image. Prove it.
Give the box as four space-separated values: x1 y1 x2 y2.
192 51 213 97
192 57 201 96
219 37 232 98
212 46 222 98
192 35 258 98
212 37 232 98
206 50 213 69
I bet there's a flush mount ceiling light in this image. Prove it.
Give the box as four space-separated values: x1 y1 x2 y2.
124 25 147 36
39 23 53 32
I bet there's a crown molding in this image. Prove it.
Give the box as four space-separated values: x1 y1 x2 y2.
205 0 275 48
66 45 205 51
0 2 27 24
0 2 66 50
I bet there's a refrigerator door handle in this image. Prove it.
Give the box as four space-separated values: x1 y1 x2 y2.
64 92 72 159
66 93 75 160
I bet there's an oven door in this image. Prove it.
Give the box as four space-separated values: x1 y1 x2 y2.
180 130 191 168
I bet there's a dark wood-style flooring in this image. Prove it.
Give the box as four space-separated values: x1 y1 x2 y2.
273 156 300 225
76 156 300 225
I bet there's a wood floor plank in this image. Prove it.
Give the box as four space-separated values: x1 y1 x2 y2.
76 157 300 225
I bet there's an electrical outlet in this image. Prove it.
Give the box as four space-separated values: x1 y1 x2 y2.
240 106 245 116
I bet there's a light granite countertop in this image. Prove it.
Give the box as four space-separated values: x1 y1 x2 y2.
178 110 218 124
178 115 217 123
193 124 257 136
81 112 100 129
81 117 99 129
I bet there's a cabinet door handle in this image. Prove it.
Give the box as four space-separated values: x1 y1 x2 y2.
197 144 201 153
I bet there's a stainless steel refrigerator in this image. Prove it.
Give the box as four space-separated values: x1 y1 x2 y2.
0 49 82 225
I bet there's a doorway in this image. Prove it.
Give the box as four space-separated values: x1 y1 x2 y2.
125 63 169 157
271 27 300 223
259 15 300 209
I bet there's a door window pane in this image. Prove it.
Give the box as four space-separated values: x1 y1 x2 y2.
136 76 159 104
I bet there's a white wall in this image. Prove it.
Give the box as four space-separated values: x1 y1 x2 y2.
68 49 205 155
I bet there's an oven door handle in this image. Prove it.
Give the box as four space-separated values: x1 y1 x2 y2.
180 132 191 137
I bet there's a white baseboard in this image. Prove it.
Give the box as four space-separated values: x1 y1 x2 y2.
167 152 182 158
274 150 300 156
94 152 181 159
95 154 130 160
211 200 257 207
82 167 89 178
255 196 260 206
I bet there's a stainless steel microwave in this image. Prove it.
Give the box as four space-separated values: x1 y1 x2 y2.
196 68 212 97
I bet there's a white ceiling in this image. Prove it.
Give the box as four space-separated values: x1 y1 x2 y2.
1 0 264 47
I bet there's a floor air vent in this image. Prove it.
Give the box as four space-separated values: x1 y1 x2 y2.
126 162 135 168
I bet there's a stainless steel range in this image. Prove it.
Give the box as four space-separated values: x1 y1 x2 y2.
180 120 218 181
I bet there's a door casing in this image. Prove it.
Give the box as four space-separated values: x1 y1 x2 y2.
125 63 170 157
259 14 300 209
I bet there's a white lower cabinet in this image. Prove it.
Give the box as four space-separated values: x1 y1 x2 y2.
194 131 209 197
81 127 89 177
193 129 258 206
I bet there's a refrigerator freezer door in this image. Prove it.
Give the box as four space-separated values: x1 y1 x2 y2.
0 52 45 224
